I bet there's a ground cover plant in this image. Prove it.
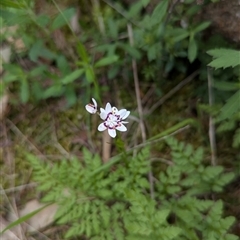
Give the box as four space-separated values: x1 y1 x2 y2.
0 0 239 239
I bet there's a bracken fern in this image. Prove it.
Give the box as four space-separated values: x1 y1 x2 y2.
27 138 238 240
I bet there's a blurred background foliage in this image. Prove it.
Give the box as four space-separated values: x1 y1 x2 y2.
0 0 240 239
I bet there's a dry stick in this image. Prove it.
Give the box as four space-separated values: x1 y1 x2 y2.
127 23 154 199
1 122 25 239
90 2 112 163
0 186 22 240
148 70 200 114
164 0 181 27
6 119 45 157
102 130 112 163
207 67 217 165
50 112 70 157
102 0 140 28
0 183 37 195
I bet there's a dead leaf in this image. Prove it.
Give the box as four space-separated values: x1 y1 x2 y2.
19 199 58 232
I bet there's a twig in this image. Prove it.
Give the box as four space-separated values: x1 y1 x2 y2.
0 185 25 239
148 70 200 114
164 0 181 27
127 23 154 199
0 183 37 195
131 125 190 150
101 0 140 28
141 85 156 107
207 67 217 165
91 124 191 176
50 113 70 158
127 24 146 142
6 119 45 157
150 157 173 165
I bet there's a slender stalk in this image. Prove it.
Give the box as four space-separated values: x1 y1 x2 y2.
102 131 112 163
90 121 192 176
207 67 217 165
127 23 155 199
148 70 200 114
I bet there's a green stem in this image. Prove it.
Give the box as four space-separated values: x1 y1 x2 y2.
90 118 198 176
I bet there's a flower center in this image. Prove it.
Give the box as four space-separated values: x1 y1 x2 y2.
104 112 121 129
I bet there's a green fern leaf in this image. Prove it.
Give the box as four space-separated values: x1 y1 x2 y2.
217 90 240 121
207 48 240 69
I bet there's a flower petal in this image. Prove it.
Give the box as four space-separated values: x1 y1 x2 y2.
105 103 112 113
100 108 107 120
98 123 107 131
108 128 116 138
92 98 97 108
116 124 127 132
85 104 97 114
122 110 130 120
118 109 127 118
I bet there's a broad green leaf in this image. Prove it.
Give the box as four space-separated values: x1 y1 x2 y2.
57 55 71 75
108 65 119 79
224 234 239 240
0 9 29 26
214 81 240 91
193 21 211 34
3 63 23 75
217 90 240 121
119 43 141 60
32 81 43 101
20 78 29 103
186 5 201 17
188 37 197 63
127 1 145 18
42 85 63 99
61 69 84 84
85 66 95 83
65 85 77 106
151 0 168 25
147 45 157 61
29 65 47 77
107 18 118 39
172 32 189 43
36 14 50 28
0 0 25 9
28 40 43 62
94 55 119 68
1 203 52 234
3 73 18 83
233 128 240 148
77 42 89 63
51 8 76 30
29 40 56 62
141 0 150 7
207 49 240 69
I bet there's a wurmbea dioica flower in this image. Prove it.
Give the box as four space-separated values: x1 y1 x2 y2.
85 98 97 114
85 98 130 138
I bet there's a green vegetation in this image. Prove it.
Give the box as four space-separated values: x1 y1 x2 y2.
1 0 239 239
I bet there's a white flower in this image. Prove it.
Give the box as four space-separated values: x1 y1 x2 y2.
85 98 97 114
97 103 130 138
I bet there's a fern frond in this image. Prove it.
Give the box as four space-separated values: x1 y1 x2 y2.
207 48 240 69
